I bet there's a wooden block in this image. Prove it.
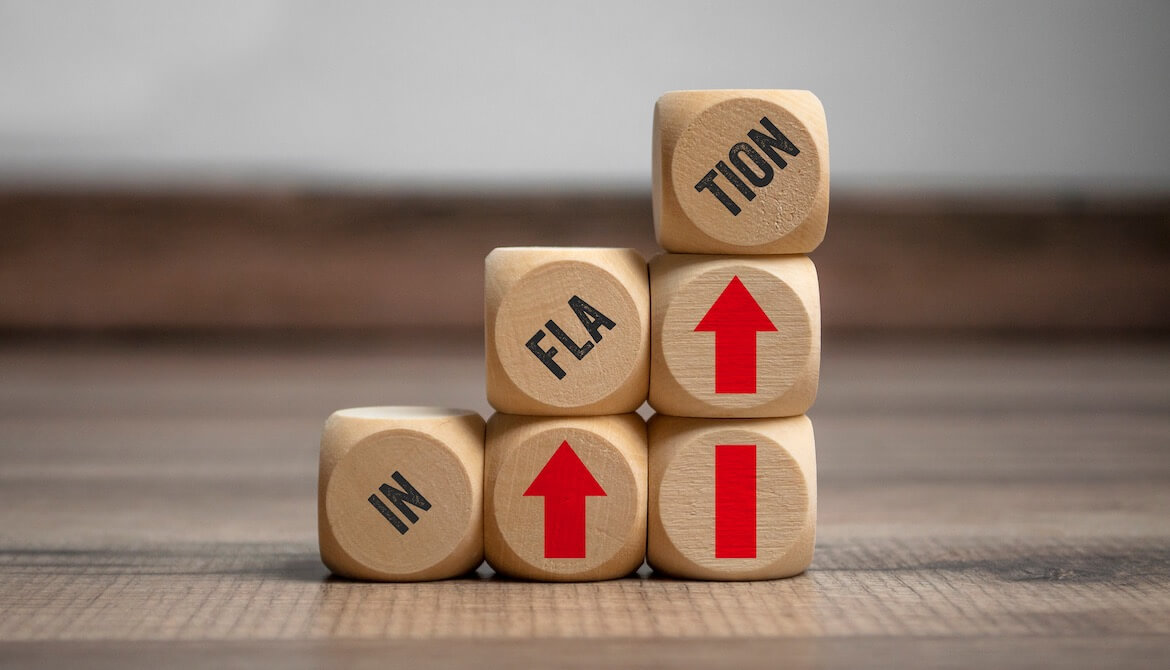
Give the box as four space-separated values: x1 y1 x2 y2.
649 253 820 418
484 412 647 581
318 406 485 581
485 247 650 415
648 414 816 580
653 90 829 254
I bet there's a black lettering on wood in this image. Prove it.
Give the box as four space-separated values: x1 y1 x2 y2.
695 169 741 215
546 319 594 360
527 330 566 379
569 295 616 343
368 493 409 534
368 471 431 535
715 160 755 201
747 116 799 169
728 142 773 188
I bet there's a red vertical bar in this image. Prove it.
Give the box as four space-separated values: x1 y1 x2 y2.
715 444 757 558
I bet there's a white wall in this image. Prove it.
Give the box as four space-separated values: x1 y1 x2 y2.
1 0 1167 191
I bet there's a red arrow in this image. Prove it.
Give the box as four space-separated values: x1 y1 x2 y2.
694 276 778 394
523 441 606 558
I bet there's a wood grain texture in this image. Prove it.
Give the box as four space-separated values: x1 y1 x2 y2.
2 637 1169 670
0 190 1167 332
484 413 647 581
653 90 829 254
0 335 1168 667
649 254 820 417
485 247 650 415
318 407 485 581
648 415 816 580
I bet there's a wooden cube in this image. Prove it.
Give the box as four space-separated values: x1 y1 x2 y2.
484 412 647 581
653 90 829 254
318 407 485 581
485 247 650 415
648 414 816 580
649 253 820 418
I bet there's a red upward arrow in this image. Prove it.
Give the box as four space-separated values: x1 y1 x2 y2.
523 441 606 558
695 276 778 394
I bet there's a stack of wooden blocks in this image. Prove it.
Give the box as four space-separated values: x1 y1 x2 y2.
319 90 829 582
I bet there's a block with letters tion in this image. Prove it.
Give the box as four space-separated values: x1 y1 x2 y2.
648 414 816 580
486 247 650 415
649 253 820 418
318 407 485 581
653 89 829 254
484 412 647 581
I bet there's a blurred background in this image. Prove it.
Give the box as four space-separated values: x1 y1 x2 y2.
2 0 1167 337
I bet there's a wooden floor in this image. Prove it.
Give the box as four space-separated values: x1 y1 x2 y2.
1 334 1168 668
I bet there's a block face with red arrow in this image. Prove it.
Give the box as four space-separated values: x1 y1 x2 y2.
647 414 817 581
649 254 822 418
484 413 648 581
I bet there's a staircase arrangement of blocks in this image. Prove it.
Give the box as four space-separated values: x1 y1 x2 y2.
318 89 829 582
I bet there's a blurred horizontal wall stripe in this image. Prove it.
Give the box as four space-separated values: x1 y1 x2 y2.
1 189 1168 333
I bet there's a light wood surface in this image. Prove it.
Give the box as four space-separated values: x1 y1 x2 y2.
653 90 829 254
485 247 650 415
484 413 647 581
318 407 485 581
648 415 816 580
1 335 1168 667
649 254 820 417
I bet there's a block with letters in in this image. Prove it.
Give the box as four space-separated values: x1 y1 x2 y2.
318 407 485 581
648 414 816 580
653 89 829 254
486 247 650 415
484 412 647 581
649 253 820 418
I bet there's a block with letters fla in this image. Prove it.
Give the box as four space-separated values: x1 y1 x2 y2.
649 253 820 418
484 413 647 581
648 414 816 581
486 247 650 415
653 90 829 254
318 407 484 581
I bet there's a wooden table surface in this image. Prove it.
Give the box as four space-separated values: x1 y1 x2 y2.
1 335 1168 668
